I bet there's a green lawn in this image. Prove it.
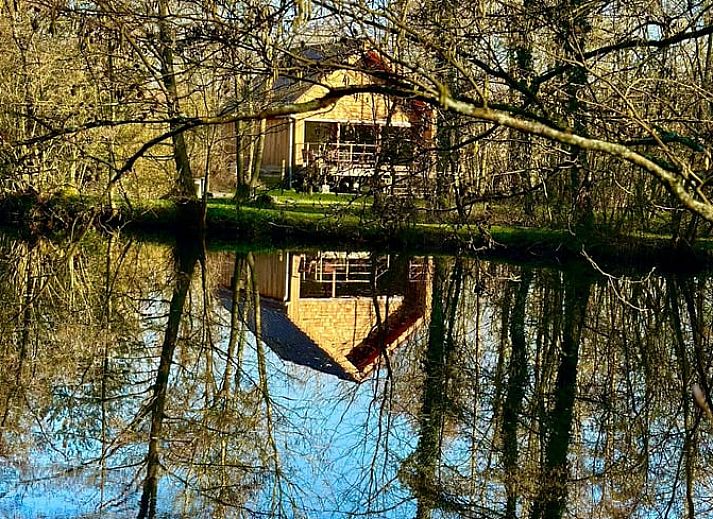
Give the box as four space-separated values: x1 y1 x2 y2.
5 190 713 269
207 190 375 221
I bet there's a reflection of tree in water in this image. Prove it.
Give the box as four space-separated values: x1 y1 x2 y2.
392 260 712 519
502 267 532 519
138 234 202 518
530 270 590 519
0 237 288 516
398 259 551 518
0 240 37 439
2 237 713 517
135 247 291 518
0 236 144 454
408 257 462 518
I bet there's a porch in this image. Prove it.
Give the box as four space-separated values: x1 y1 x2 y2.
298 120 414 191
299 252 390 298
302 142 378 170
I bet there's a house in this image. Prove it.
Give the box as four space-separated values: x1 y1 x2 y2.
220 251 433 382
229 40 436 194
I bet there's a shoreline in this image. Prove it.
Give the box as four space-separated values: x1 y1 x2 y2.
1 192 711 273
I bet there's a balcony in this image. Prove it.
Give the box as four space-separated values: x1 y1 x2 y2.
302 142 378 172
299 252 391 298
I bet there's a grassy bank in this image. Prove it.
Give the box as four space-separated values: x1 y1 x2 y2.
1 189 712 271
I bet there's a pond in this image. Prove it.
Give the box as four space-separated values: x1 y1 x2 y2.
0 232 712 518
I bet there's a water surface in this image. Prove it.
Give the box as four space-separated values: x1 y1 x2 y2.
0 233 712 518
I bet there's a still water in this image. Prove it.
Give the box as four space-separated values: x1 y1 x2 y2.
0 232 712 518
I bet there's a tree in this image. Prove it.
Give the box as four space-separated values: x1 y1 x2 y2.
289 0 713 227
5 0 713 232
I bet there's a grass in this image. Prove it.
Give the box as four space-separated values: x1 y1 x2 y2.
209 189 374 218
267 189 367 205
3 189 713 270
209 202 584 257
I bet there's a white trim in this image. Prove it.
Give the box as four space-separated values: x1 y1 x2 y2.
288 119 294 187
284 252 291 302
303 117 411 127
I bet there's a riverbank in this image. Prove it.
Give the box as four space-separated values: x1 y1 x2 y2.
1 190 711 271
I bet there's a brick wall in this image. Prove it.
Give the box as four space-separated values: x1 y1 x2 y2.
288 296 404 358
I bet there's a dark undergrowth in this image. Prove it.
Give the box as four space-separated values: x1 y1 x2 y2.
1 190 712 273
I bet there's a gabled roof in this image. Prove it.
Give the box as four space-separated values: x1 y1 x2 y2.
258 296 425 382
272 38 390 104
220 292 359 380
257 299 360 380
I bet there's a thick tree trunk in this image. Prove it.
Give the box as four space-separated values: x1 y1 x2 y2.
502 269 532 518
559 1 593 232
530 272 590 519
138 236 201 519
507 0 536 219
157 0 196 202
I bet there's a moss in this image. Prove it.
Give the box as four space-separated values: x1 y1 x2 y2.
2 192 713 271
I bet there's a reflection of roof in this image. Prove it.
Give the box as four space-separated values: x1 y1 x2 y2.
221 293 426 382
347 302 426 372
258 298 362 380
218 254 433 382
266 296 426 382
221 293 358 380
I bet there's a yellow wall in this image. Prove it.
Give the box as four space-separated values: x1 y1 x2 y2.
293 70 413 125
262 69 419 168
288 295 403 361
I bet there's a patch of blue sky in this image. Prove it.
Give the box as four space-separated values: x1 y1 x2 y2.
236 338 419 517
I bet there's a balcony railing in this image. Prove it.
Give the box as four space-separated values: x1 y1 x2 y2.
299 252 391 298
303 142 378 167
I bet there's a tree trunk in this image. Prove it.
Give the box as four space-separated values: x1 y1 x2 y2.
507 0 536 220
530 272 590 519
138 235 201 519
157 0 196 202
559 1 593 232
502 268 532 518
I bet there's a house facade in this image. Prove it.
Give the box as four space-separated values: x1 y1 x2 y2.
229 42 435 194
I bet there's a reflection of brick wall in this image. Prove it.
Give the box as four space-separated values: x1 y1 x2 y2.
288 297 403 358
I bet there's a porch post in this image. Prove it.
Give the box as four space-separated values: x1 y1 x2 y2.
288 117 295 189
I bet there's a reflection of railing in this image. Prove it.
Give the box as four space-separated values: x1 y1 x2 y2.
303 142 378 168
408 258 431 281
299 252 390 298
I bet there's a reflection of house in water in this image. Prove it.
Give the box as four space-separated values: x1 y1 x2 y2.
225 252 432 382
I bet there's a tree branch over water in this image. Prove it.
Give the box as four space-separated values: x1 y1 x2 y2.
85 81 713 223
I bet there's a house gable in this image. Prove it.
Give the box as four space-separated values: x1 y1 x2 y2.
292 69 413 126
230 42 435 181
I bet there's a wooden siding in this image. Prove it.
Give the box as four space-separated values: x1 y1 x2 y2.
294 118 306 166
226 69 433 173
271 69 417 168
253 251 290 301
262 119 292 169
294 70 412 125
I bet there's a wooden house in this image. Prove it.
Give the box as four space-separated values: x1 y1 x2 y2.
230 41 435 193
220 251 433 382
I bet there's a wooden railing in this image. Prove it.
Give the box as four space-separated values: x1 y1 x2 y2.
299 252 390 297
303 142 378 168
301 252 389 283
